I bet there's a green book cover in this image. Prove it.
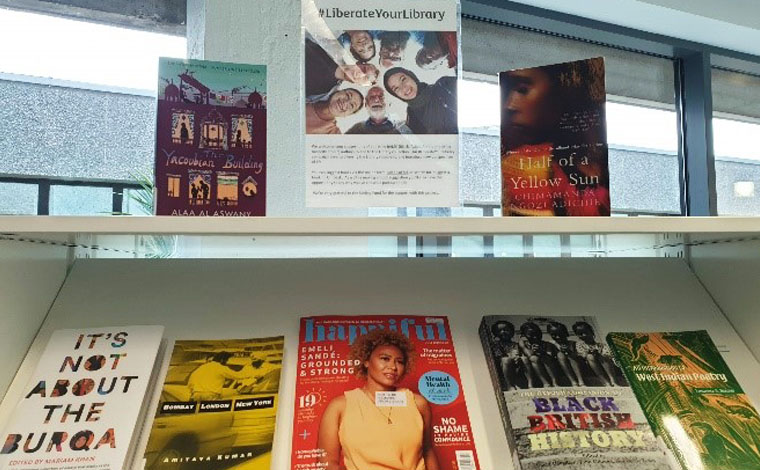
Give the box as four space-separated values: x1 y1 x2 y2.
607 330 760 470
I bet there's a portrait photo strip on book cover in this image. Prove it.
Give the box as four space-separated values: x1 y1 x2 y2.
486 316 627 391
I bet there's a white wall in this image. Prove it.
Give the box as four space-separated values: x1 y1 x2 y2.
690 237 760 361
0 237 69 401
185 0 366 217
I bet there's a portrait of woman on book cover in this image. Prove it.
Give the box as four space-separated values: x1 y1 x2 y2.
317 329 440 470
500 57 610 216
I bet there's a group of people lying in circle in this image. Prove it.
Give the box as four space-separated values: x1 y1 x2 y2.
305 29 458 135
489 319 627 390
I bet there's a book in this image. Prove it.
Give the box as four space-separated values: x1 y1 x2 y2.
0 326 164 470
155 57 267 216
142 336 284 470
607 330 760 470
292 315 480 470
479 315 673 470
500 57 610 216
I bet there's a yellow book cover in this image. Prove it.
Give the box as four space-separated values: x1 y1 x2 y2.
143 337 284 470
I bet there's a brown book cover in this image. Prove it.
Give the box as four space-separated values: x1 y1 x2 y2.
500 57 610 216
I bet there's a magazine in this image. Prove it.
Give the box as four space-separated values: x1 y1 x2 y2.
155 57 267 216
142 336 284 470
292 315 479 470
0 326 164 470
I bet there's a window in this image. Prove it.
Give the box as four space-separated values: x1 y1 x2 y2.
49 185 113 215
0 183 37 215
711 68 760 215
459 19 681 215
0 8 185 90
458 82 681 215
2 4 755 224
168 175 181 198
0 7 186 215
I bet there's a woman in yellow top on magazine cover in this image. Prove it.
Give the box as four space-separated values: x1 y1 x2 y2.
317 329 440 470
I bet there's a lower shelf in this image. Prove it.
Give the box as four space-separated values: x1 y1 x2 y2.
1 257 758 470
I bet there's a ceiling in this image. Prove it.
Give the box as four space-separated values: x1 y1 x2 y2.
505 0 760 59
638 0 760 31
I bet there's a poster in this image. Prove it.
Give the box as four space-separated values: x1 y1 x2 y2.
500 57 610 216
303 0 460 207
155 58 266 216
292 315 479 470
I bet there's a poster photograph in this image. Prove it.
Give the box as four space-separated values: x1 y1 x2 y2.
303 0 460 207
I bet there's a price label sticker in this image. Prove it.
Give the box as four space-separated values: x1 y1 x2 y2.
375 391 407 407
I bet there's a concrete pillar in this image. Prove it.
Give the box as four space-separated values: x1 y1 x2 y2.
186 0 366 216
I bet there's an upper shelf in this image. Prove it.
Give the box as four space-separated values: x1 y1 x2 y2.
1 215 760 236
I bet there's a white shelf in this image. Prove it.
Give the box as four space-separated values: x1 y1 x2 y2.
1 215 760 236
1 257 759 470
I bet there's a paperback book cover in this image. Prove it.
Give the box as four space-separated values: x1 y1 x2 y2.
142 336 284 470
479 315 673 470
292 315 480 470
607 330 760 470
0 326 164 470
500 57 610 216
155 57 266 216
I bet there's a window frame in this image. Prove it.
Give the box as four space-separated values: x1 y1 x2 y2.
461 0 760 216
5 1 760 216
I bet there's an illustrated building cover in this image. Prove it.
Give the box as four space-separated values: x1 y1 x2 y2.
479 315 674 470
303 0 461 207
0 326 164 470
500 57 610 216
142 336 284 470
607 330 760 470
292 315 480 470
155 57 266 216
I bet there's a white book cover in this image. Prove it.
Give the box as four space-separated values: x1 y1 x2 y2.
0 326 164 470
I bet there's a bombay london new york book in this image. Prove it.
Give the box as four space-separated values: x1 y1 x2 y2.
141 336 284 470
0 326 164 470
480 315 674 470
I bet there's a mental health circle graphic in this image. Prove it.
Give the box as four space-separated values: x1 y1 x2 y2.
418 370 459 405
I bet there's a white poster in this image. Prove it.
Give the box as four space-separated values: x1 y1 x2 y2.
303 0 460 207
0 326 163 470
